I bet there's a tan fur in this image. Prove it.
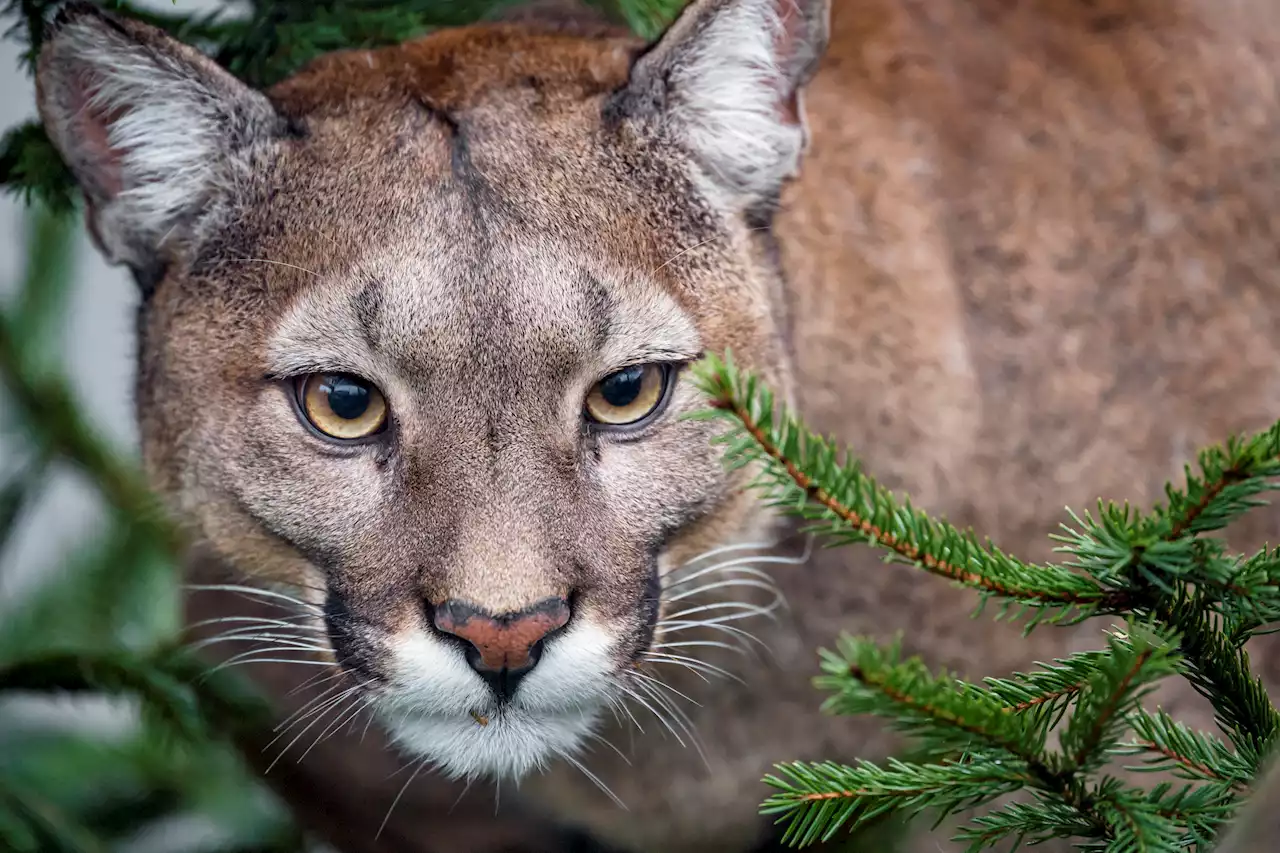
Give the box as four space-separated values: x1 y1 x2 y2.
34 0 1280 851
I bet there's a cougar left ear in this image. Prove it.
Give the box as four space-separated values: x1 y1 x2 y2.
35 2 289 273
615 0 830 205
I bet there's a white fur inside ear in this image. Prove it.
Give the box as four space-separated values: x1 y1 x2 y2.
669 0 806 199
40 14 275 266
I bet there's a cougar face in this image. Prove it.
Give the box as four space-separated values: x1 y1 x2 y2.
36 0 828 778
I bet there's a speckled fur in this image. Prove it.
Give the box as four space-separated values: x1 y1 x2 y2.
34 0 1280 851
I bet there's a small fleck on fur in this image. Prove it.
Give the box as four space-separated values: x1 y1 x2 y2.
33 0 1280 851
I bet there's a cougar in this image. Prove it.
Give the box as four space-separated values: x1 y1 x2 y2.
33 0 1280 850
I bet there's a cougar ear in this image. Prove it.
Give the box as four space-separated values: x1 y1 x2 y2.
615 0 830 205
35 2 289 272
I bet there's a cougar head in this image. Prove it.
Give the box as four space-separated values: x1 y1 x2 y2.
35 0 830 779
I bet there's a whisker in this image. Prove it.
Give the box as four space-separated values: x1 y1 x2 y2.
185 583 323 613
632 670 701 709
643 651 741 683
607 692 645 735
663 564 781 594
585 731 632 766
298 692 370 763
631 677 707 766
660 600 782 624
664 538 779 574
186 614 321 631
616 684 684 747
662 577 783 604
209 645 333 672
228 257 322 278
289 667 350 698
266 685 363 770
206 655 335 675
190 632 328 653
274 682 347 732
561 752 628 810
378 757 431 840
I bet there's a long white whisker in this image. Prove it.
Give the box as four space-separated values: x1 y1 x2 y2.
186 614 322 632
191 632 329 652
616 684 684 747
275 682 346 731
298 692 370 763
662 577 783 604
665 539 778 572
185 584 322 613
561 752 628 810
228 257 322 278
209 644 332 672
585 731 632 766
206 655 335 674
607 692 646 735
632 671 701 708
378 758 431 840
266 685 363 770
661 600 781 623
643 652 741 683
631 678 706 765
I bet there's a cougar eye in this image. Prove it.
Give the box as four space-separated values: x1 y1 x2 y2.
295 374 388 441
584 364 672 427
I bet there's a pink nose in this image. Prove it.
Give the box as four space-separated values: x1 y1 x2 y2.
431 597 571 697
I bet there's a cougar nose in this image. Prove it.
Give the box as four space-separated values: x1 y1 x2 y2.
431 597 571 700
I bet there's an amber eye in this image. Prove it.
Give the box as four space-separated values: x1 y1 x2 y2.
584 364 671 427
296 373 388 441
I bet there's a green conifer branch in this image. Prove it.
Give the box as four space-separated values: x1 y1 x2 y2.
981 650 1109 725
816 636 1047 761
1059 627 1179 773
1092 783 1185 853
955 798 1105 851
1122 709 1254 790
688 352 1121 624
689 353 1280 850
761 758 1030 847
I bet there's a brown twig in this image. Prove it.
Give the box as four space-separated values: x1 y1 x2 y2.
714 397 1114 606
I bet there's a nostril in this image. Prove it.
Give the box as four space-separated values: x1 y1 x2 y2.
430 596 571 700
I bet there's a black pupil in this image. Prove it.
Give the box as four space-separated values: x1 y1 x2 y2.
601 366 645 408
325 376 370 420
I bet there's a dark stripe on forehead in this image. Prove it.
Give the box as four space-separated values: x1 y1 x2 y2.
583 271 613 353
353 278 384 351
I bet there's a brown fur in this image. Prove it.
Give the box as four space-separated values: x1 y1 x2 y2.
33 0 1280 851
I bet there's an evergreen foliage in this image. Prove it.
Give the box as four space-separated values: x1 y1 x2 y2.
690 352 1280 851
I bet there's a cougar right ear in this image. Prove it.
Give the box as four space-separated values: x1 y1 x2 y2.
614 0 831 206
35 2 289 273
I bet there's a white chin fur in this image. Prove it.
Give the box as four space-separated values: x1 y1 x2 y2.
374 619 618 779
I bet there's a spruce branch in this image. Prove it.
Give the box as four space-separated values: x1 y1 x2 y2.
691 354 1280 850
1121 710 1254 790
955 798 1105 851
688 352 1118 624
816 636 1046 761
761 758 1029 847
1092 783 1185 853
1059 627 1178 773
982 650 1109 725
